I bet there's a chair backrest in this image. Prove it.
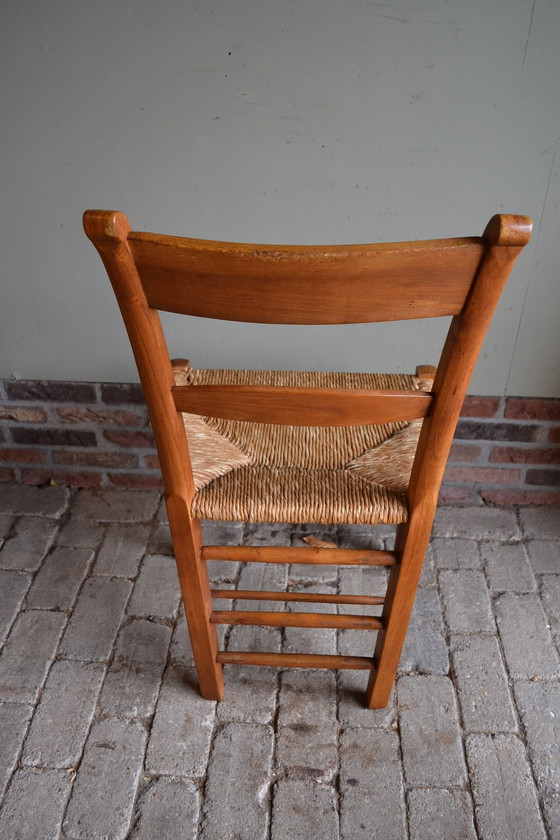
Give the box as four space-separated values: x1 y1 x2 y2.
83 210 532 514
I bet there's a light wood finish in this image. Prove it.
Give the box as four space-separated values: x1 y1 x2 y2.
217 651 375 670
84 209 532 709
172 384 432 425
210 589 385 606
201 545 397 565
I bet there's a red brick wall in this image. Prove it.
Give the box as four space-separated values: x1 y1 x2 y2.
1 380 559 505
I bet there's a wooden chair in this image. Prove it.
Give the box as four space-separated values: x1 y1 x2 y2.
84 210 531 708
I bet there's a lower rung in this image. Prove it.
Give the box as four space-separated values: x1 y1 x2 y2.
217 651 375 670
210 609 383 630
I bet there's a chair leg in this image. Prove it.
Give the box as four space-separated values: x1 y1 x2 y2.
365 520 429 709
166 495 224 701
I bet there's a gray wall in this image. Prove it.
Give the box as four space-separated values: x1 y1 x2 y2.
1 0 559 396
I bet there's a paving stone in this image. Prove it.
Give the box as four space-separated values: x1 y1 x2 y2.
284 585 338 656
0 515 14 541
466 733 547 840
495 593 560 679
63 717 147 840
527 539 560 574
0 516 59 571
519 505 560 540
430 537 482 569
26 547 93 610
271 778 338 840
433 506 520 541
338 566 387 611
58 576 132 661
276 670 337 781
337 522 394 549
419 543 437 587
439 569 495 632
450 634 517 732
218 626 280 724
203 524 243 582
340 727 406 840
72 488 160 522
480 541 537 592
0 610 66 703
21 660 105 768
0 484 69 517
338 670 396 729
146 665 215 777
168 606 195 667
127 554 181 619
289 527 339 584
543 794 560 840
0 766 73 840
0 702 33 800
94 523 150 577
201 722 273 840
236 561 288 610
398 675 466 787
147 522 173 555
514 680 560 793
408 788 477 840
56 517 105 549
244 522 292 546
541 575 560 635
399 587 449 675
97 618 171 720
0 570 31 643
130 777 200 840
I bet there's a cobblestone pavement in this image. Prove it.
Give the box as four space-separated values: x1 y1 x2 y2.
0 485 559 839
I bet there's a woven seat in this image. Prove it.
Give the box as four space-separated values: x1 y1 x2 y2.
176 364 426 524
85 209 531 710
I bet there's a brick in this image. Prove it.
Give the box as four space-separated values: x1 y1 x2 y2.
520 505 560 540
104 429 155 448
490 445 560 464
110 473 164 489
340 727 406 840
480 541 536 592
0 467 15 482
97 618 171 720
495 593 560 679
430 537 482 569
53 449 138 468
127 555 181 619
438 485 476 503
0 483 68 516
0 447 47 463
433 505 520 540
130 777 200 840
461 396 501 417
0 570 31 643
101 382 144 404
63 717 147 840
338 670 396 728
72 487 160 522
56 517 105 549
514 680 560 794
95 522 150 577
22 468 103 488
0 516 58 571
276 670 337 780
399 587 449 675
56 406 143 426
449 442 483 461
526 468 560 486
408 789 476 840
0 610 66 703
482 488 560 506
443 465 520 484
0 767 73 840
398 675 466 786
456 420 540 442
0 702 33 800
272 779 338 840
21 660 105 768
146 665 216 777
439 570 495 632
26 547 93 610
526 539 560 573
549 426 560 443
0 405 47 422
466 734 547 839
450 634 516 732
541 575 560 635
11 426 97 446
6 380 96 402
505 397 560 421
59 576 132 661
201 722 273 840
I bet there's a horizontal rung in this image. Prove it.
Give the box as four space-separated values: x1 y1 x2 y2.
211 588 385 606
210 610 383 630
202 545 397 566
217 651 375 670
